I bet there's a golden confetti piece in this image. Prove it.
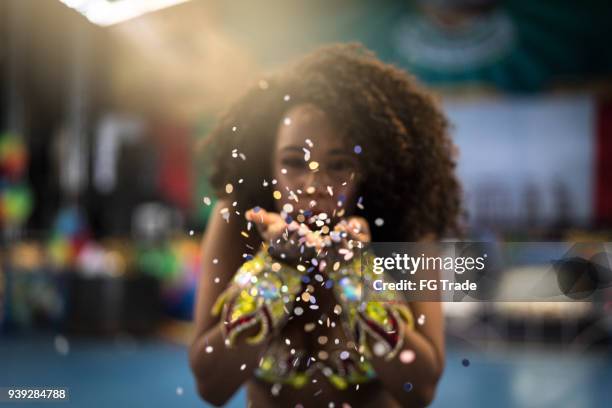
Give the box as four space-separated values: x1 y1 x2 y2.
334 305 342 315
225 184 234 194
273 190 282 200
301 292 311 302
297 264 306 272
306 186 316 194
321 226 330 234
318 350 329 360
297 214 305 223
317 336 328 345
241 231 249 238
309 161 319 170
271 262 282 272
333 262 340 271
285 338 291 346
304 323 316 332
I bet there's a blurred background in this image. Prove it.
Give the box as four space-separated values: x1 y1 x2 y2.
1 0 611 406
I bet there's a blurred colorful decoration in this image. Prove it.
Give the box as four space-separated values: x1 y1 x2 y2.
0 132 28 180
47 206 90 269
136 237 201 320
0 133 33 230
2 242 65 330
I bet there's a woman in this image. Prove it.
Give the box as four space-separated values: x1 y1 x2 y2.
189 43 461 407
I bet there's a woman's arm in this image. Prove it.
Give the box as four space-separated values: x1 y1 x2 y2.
189 200 265 406
368 300 445 407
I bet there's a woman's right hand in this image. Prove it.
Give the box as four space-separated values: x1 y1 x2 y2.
245 208 319 265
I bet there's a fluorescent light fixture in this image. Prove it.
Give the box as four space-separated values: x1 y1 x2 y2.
58 0 191 26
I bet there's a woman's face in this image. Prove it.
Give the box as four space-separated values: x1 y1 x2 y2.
273 104 361 223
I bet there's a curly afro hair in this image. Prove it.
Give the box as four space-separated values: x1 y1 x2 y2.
205 43 461 242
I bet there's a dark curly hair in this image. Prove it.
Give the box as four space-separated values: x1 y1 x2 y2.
205 43 461 241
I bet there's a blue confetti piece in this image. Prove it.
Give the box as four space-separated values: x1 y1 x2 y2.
462 358 470 367
325 280 334 289
403 382 413 392
253 206 261 213
354 145 362 154
301 276 311 284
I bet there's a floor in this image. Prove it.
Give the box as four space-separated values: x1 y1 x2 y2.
0 334 610 407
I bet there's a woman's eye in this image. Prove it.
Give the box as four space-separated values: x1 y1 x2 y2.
329 160 354 172
281 157 306 168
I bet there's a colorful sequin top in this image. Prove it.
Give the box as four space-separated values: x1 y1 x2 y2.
212 247 414 390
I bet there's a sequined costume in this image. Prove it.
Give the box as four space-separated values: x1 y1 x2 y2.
212 246 414 389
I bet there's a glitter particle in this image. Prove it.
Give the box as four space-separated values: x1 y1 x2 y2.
284 117 292 126
176 386 184 396
399 349 416 364
374 218 384 227
273 191 282 200
354 145 362 154
373 342 386 356
309 161 319 170
205 346 213 353
225 184 234 194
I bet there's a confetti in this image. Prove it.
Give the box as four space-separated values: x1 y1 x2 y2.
271 383 281 396
399 349 415 364
417 314 426 326
294 306 304 316
232 126 237 132
258 79 269 90
374 218 384 227
354 145 362 154
189 230 194 236
213 258 219 264
205 346 214 353
240 364 247 371
304 323 316 332
176 386 184 396
225 184 234 194
214 277 220 284
403 382 413 392
284 94 291 101
318 336 328 345
339 351 350 360
273 191 282 200
54 335 70 356
462 358 470 367
373 342 387 356
284 117 292 126
333 305 342 315
203 197 211 206
309 161 319 170
283 203 294 213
